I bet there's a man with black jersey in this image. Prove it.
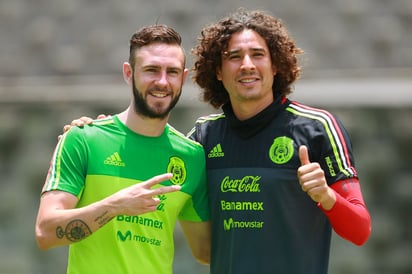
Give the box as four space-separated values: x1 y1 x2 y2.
64 8 371 274
188 8 371 274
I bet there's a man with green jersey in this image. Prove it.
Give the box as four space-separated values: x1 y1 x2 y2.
35 24 210 274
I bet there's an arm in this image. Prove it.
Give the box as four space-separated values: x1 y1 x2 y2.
320 178 371 245
297 145 371 245
179 220 211 265
35 173 181 250
35 190 112 250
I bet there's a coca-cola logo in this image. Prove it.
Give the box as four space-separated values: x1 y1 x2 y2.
220 176 261 193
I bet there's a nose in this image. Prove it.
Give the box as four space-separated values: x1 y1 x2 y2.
240 54 255 71
155 71 168 87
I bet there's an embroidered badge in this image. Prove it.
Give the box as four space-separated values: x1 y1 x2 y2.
269 136 294 164
167 156 187 185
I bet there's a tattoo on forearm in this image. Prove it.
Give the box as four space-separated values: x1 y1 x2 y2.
56 219 92 242
94 211 113 227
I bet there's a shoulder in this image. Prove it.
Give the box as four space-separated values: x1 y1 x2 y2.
190 112 226 133
285 101 343 128
63 116 118 146
194 113 226 125
91 116 116 126
167 124 204 150
186 113 226 144
286 101 335 118
67 116 116 135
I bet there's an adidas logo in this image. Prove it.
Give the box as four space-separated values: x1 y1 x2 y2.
208 144 224 158
104 152 126 167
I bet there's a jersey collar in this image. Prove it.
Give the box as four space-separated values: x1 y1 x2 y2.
223 94 290 139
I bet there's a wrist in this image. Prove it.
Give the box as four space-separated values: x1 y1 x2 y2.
319 188 336 211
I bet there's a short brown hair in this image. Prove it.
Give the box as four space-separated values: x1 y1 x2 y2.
129 24 185 68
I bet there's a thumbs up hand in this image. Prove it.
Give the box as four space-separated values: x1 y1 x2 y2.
297 145 336 210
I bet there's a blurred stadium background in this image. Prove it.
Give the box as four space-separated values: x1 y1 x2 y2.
0 0 411 273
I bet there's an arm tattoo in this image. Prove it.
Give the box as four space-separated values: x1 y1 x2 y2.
56 219 92 242
94 211 114 227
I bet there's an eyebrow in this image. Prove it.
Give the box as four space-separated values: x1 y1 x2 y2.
142 64 183 71
224 47 266 56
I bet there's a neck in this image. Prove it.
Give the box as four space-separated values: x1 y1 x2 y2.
231 99 274 121
117 107 169 137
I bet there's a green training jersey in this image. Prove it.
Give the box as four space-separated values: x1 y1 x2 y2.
42 115 209 274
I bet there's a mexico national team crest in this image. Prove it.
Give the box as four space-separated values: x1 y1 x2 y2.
269 136 294 164
167 156 187 185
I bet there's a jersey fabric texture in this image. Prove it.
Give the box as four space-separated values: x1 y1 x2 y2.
42 115 209 274
188 95 358 274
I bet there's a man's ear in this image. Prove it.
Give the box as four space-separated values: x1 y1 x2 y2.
182 68 189 83
123 62 133 83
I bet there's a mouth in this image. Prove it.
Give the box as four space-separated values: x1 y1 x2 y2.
239 78 257 83
149 91 170 98
238 76 259 84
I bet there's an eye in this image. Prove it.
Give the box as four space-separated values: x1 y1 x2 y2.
224 51 241 60
252 50 265 58
167 69 180 76
145 67 158 73
228 54 241 60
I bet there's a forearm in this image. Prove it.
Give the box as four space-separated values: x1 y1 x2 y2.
36 174 176 250
36 196 116 250
319 179 371 245
179 220 211 265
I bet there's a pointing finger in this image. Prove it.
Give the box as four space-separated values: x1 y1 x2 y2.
142 173 181 194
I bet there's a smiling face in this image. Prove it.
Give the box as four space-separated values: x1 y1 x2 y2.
124 42 188 119
217 29 277 119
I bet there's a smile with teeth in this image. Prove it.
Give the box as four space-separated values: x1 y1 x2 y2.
239 78 258 83
150 91 169 98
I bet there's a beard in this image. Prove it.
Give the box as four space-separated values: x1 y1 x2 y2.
132 76 181 119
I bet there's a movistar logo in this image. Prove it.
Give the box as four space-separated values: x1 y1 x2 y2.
117 230 132 241
208 144 224 158
104 152 126 167
117 230 161 246
223 218 264 231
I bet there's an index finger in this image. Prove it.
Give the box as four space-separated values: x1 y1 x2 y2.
142 173 181 194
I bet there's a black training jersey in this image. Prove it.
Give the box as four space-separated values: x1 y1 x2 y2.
188 97 357 274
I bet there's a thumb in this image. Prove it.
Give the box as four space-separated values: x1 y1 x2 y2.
299 145 311 166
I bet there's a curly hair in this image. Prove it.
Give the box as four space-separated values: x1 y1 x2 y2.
191 8 303 109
